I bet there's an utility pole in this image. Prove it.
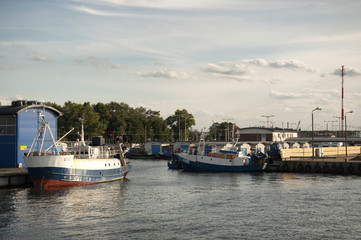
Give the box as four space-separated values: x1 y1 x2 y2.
324 121 330 131
341 65 345 137
333 116 341 137
184 116 187 141
223 118 233 142
261 115 274 128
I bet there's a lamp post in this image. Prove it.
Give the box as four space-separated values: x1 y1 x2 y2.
312 107 322 159
345 110 353 160
333 116 341 137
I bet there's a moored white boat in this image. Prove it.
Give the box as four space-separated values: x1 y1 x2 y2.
24 111 131 187
176 133 267 172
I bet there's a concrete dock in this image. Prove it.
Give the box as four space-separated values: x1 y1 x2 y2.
267 156 361 175
0 168 32 188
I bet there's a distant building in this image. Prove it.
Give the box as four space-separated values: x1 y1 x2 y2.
236 127 298 142
0 100 62 168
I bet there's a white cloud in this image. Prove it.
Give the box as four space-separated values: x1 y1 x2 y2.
268 59 319 73
69 5 169 19
136 69 190 80
201 58 320 82
0 65 23 70
332 66 361 77
28 56 52 63
242 58 268 67
269 90 302 99
0 95 24 106
202 62 250 76
73 56 123 70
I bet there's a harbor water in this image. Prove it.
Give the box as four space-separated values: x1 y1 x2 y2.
1 160 361 240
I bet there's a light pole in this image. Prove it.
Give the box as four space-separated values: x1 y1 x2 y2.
345 110 353 160
261 115 275 128
324 121 330 131
333 116 341 137
312 107 322 159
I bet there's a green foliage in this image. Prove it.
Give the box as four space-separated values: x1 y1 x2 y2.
166 109 195 141
208 121 232 141
53 101 177 143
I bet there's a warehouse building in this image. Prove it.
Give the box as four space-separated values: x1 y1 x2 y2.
236 127 298 142
0 100 61 168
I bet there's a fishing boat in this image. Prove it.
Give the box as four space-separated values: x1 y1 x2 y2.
175 133 267 172
24 112 131 187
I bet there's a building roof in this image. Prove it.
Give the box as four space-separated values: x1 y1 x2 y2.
237 127 298 133
0 100 62 117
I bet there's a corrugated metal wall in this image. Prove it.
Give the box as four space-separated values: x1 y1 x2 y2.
0 135 16 167
17 108 58 167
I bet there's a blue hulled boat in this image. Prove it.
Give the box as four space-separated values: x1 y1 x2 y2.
175 133 267 172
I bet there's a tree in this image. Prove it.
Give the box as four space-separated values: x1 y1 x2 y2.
208 121 235 141
166 109 195 141
51 100 178 143
59 101 105 141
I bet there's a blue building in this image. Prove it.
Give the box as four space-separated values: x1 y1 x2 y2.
0 100 62 168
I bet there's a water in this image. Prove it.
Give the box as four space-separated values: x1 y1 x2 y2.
1 160 361 240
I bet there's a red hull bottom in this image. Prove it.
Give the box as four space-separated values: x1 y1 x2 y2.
31 178 124 188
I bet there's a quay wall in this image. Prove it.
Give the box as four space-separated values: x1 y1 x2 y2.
268 159 361 175
267 146 361 175
281 146 361 159
0 168 32 188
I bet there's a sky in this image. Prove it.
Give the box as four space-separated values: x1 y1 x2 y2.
1 0 360 131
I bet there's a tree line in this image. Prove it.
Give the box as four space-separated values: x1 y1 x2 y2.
46 101 236 143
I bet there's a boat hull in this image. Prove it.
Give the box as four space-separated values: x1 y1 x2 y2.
24 155 131 187
176 153 266 172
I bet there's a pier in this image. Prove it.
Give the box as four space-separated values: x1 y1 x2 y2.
0 168 32 188
267 146 361 175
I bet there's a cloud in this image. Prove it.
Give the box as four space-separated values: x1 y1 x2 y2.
202 62 251 76
269 88 338 100
73 56 123 70
268 59 319 73
0 65 23 70
332 66 361 77
28 56 52 62
269 90 302 99
0 95 24 106
69 5 167 19
201 58 320 82
136 69 190 80
242 58 268 67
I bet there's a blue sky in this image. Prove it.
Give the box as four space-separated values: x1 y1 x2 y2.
1 0 360 131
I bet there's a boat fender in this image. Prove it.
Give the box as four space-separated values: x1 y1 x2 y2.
305 164 311 171
357 163 361 172
243 159 248 166
331 164 337 173
337 165 344 174
314 164 321 172
322 165 329 173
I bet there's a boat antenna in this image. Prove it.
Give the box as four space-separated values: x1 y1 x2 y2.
79 118 86 146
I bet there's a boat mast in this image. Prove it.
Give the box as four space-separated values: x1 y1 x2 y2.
27 108 59 156
80 118 86 146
